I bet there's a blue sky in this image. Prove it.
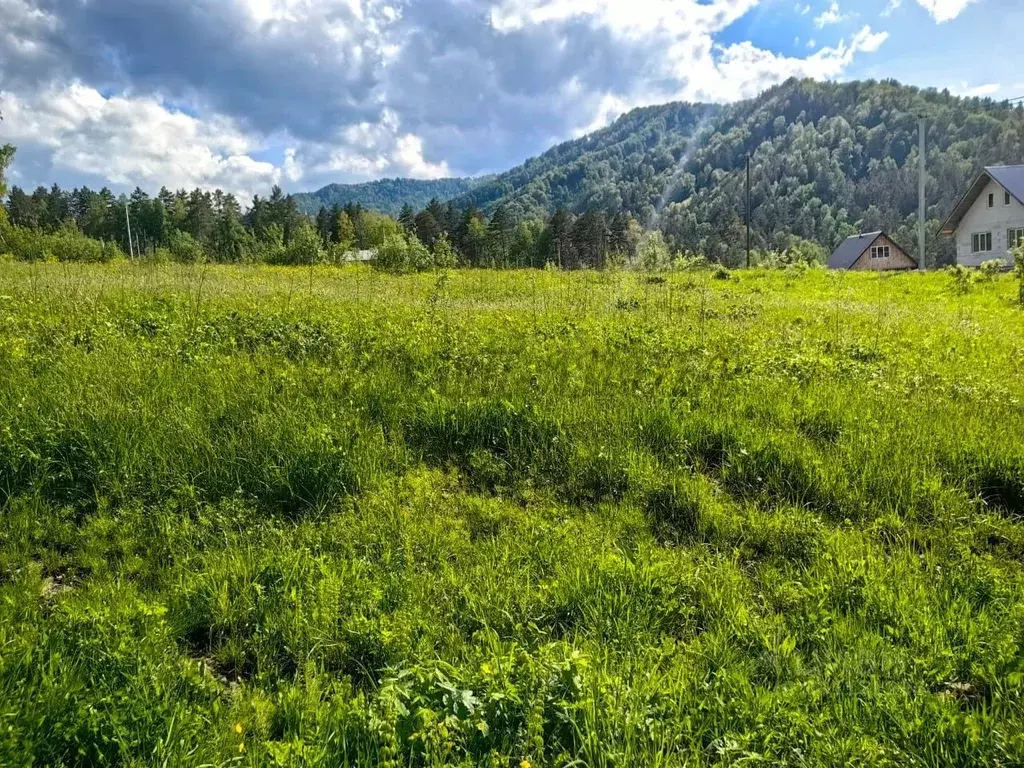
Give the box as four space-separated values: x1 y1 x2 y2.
0 0 1016 201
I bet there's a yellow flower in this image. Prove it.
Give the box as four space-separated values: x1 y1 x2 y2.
234 722 244 734
520 761 532 768
239 743 246 753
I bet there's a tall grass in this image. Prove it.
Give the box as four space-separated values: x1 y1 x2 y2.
2 262 1024 765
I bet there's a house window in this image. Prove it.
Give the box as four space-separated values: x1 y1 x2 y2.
1009 228 1024 250
989 193 995 208
1006 191 1013 206
870 245 891 259
972 232 993 253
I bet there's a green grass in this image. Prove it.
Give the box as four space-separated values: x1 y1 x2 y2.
2 261 1024 766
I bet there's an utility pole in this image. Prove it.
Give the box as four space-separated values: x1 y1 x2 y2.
125 201 134 259
746 155 751 268
918 117 926 272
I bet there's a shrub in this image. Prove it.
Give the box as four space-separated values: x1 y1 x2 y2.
375 233 449 273
280 220 324 266
637 231 672 272
0 223 120 262
432 235 459 269
712 264 732 280
978 259 1005 282
945 264 973 295
168 230 206 263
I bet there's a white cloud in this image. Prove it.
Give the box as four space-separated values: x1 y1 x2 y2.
488 0 887 136
0 83 280 199
709 26 889 99
1 0 895 195
1 80 455 198
912 0 979 22
952 82 1001 98
814 2 848 27
490 0 761 37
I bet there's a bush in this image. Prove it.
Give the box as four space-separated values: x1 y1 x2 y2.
0 223 120 263
978 259 1005 282
638 231 672 272
168 230 206 264
375 233 450 273
280 221 324 266
754 239 826 269
945 264 973 295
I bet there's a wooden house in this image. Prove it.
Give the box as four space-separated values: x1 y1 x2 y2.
827 231 917 271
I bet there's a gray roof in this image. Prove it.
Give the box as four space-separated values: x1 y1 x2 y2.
941 165 1024 234
828 231 883 269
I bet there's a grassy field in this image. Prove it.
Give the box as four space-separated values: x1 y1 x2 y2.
2 261 1024 766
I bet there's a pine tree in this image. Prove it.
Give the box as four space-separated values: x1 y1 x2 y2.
334 210 356 250
488 203 513 267
398 203 415 232
414 209 441 249
315 205 332 246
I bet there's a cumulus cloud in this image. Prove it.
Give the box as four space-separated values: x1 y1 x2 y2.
0 83 279 199
814 2 848 27
0 0 896 195
913 0 980 22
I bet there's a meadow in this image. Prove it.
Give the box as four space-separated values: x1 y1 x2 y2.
1 260 1024 766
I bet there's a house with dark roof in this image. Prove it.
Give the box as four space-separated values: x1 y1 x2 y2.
941 165 1024 267
827 231 917 271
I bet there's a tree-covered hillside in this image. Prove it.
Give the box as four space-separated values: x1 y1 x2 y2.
292 177 481 216
449 78 1024 264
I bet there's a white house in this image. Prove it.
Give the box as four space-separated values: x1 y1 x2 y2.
941 165 1024 267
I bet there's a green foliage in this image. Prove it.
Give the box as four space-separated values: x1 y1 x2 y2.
292 177 482 217
276 220 324 265
4 263 1024 764
978 259 1005 282
1014 243 1024 306
0 222 120 262
946 264 974 295
450 78 1024 266
637 230 672 272
168 229 206 263
432 234 458 269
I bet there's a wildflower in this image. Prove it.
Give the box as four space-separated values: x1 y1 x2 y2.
234 722 244 734
239 743 246 753
481 662 493 675
520 761 532 768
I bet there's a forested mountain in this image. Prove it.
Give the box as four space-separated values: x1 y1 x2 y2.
5 78 1024 269
448 78 1024 264
292 177 481 216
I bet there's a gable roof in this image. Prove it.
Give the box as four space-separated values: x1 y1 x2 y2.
827 231 916 270
941 165 1024 235
828 231 880 269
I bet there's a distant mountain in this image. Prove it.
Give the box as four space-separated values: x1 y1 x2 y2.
292 177 484 216
447 78 1024 264
294 78 1024 265
449 101 721 217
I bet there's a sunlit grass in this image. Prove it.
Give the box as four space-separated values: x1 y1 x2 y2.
2 261 1024 766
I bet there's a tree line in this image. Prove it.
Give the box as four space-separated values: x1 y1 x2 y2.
0 153 679 270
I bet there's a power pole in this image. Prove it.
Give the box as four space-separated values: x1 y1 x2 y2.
125 201 134 259
918 117 926 272
746 155 751 268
